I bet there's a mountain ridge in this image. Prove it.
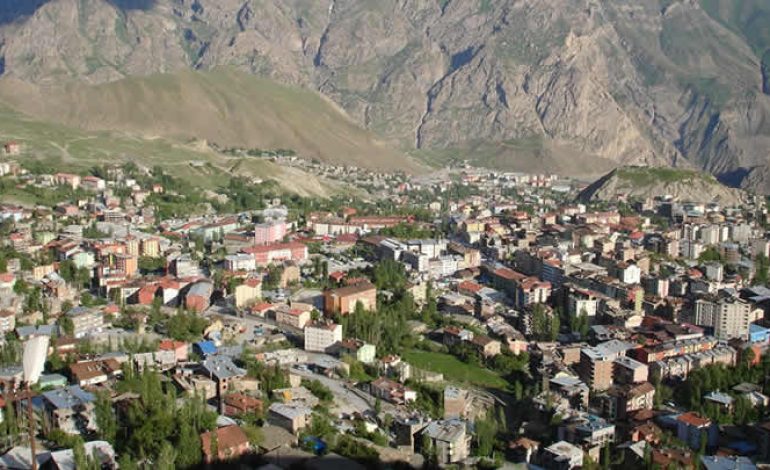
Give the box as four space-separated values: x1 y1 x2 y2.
1 0 770 190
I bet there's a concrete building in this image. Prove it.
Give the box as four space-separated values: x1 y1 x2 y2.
418 419 471 464
185 281 214 313
677 412 718 450
613 356 649 384
234 278 262 308
323 282 377 315
268 403 313 434
254 220 287 246
304 322 343 352
66 306 104 338
579 340 633 391
541 441 584 470
695 295 762 340
276 306 311 329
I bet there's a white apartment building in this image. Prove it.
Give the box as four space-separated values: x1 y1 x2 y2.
695 296 763 340
304 322 343 352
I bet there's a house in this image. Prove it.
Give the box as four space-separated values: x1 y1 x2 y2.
41 386 96 435
304 322 343 353
200 356 246 393
704 391 734 412
323 282 377 315
193 341 217 358
185 281 214 313
159 340 189 363
331 338 376 364
541 441 584 470
470 335 502 358
276 306 311 329
677 412 718 450
268 403 313 434
366 377 416 404
223 393 263 417
69 359 122 387
200 425 250 463
0 311 16 334
234 278 262 308
418 419 471 464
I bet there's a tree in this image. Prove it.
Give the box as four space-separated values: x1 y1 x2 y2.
157 441 177 470
59 316 75 337
95 391 117 443
754 254 770 286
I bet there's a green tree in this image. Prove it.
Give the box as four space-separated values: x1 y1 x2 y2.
95 391 117 443
754 254 770 286
157 441 177 470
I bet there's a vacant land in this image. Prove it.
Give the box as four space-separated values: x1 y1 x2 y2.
403 349 508 390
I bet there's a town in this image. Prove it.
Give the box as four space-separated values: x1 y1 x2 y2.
0 144 769 470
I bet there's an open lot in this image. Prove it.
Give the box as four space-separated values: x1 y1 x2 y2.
402 349 508 390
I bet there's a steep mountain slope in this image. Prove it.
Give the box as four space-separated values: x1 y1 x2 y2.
0 69 418 172
1 0 770 189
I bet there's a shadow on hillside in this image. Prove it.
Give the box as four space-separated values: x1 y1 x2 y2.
0 0 157 26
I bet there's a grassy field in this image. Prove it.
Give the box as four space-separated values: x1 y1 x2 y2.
403 349 508 390
616 167 715 186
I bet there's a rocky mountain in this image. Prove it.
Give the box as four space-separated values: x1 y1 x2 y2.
577 167 746 206
0 0 770 187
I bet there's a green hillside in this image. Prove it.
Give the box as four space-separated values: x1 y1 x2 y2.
0 104 341 198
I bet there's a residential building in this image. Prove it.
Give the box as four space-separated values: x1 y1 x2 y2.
676 412 718 450
234 278 261 308
304 322 343 353
579 340 633 391
418 420 471 464
695 295 762 340
244 242 308 267
268 403 313 434
200 425 250 463
541 441 584 470
323 282 377 315
200 355 246 393
41 386 96 434
186 281 214 313
66 306 104 338
0 311 16 334
276 306 311 329
613 356 649 384
69 359 122 387
366 377 417 404
254 220 287 245
331 338 376 363
225 253 257 272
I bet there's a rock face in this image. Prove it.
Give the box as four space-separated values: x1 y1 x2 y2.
1 0 770 190
578 167 746 206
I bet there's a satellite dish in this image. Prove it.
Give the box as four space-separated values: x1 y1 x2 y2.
22 336 49 385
